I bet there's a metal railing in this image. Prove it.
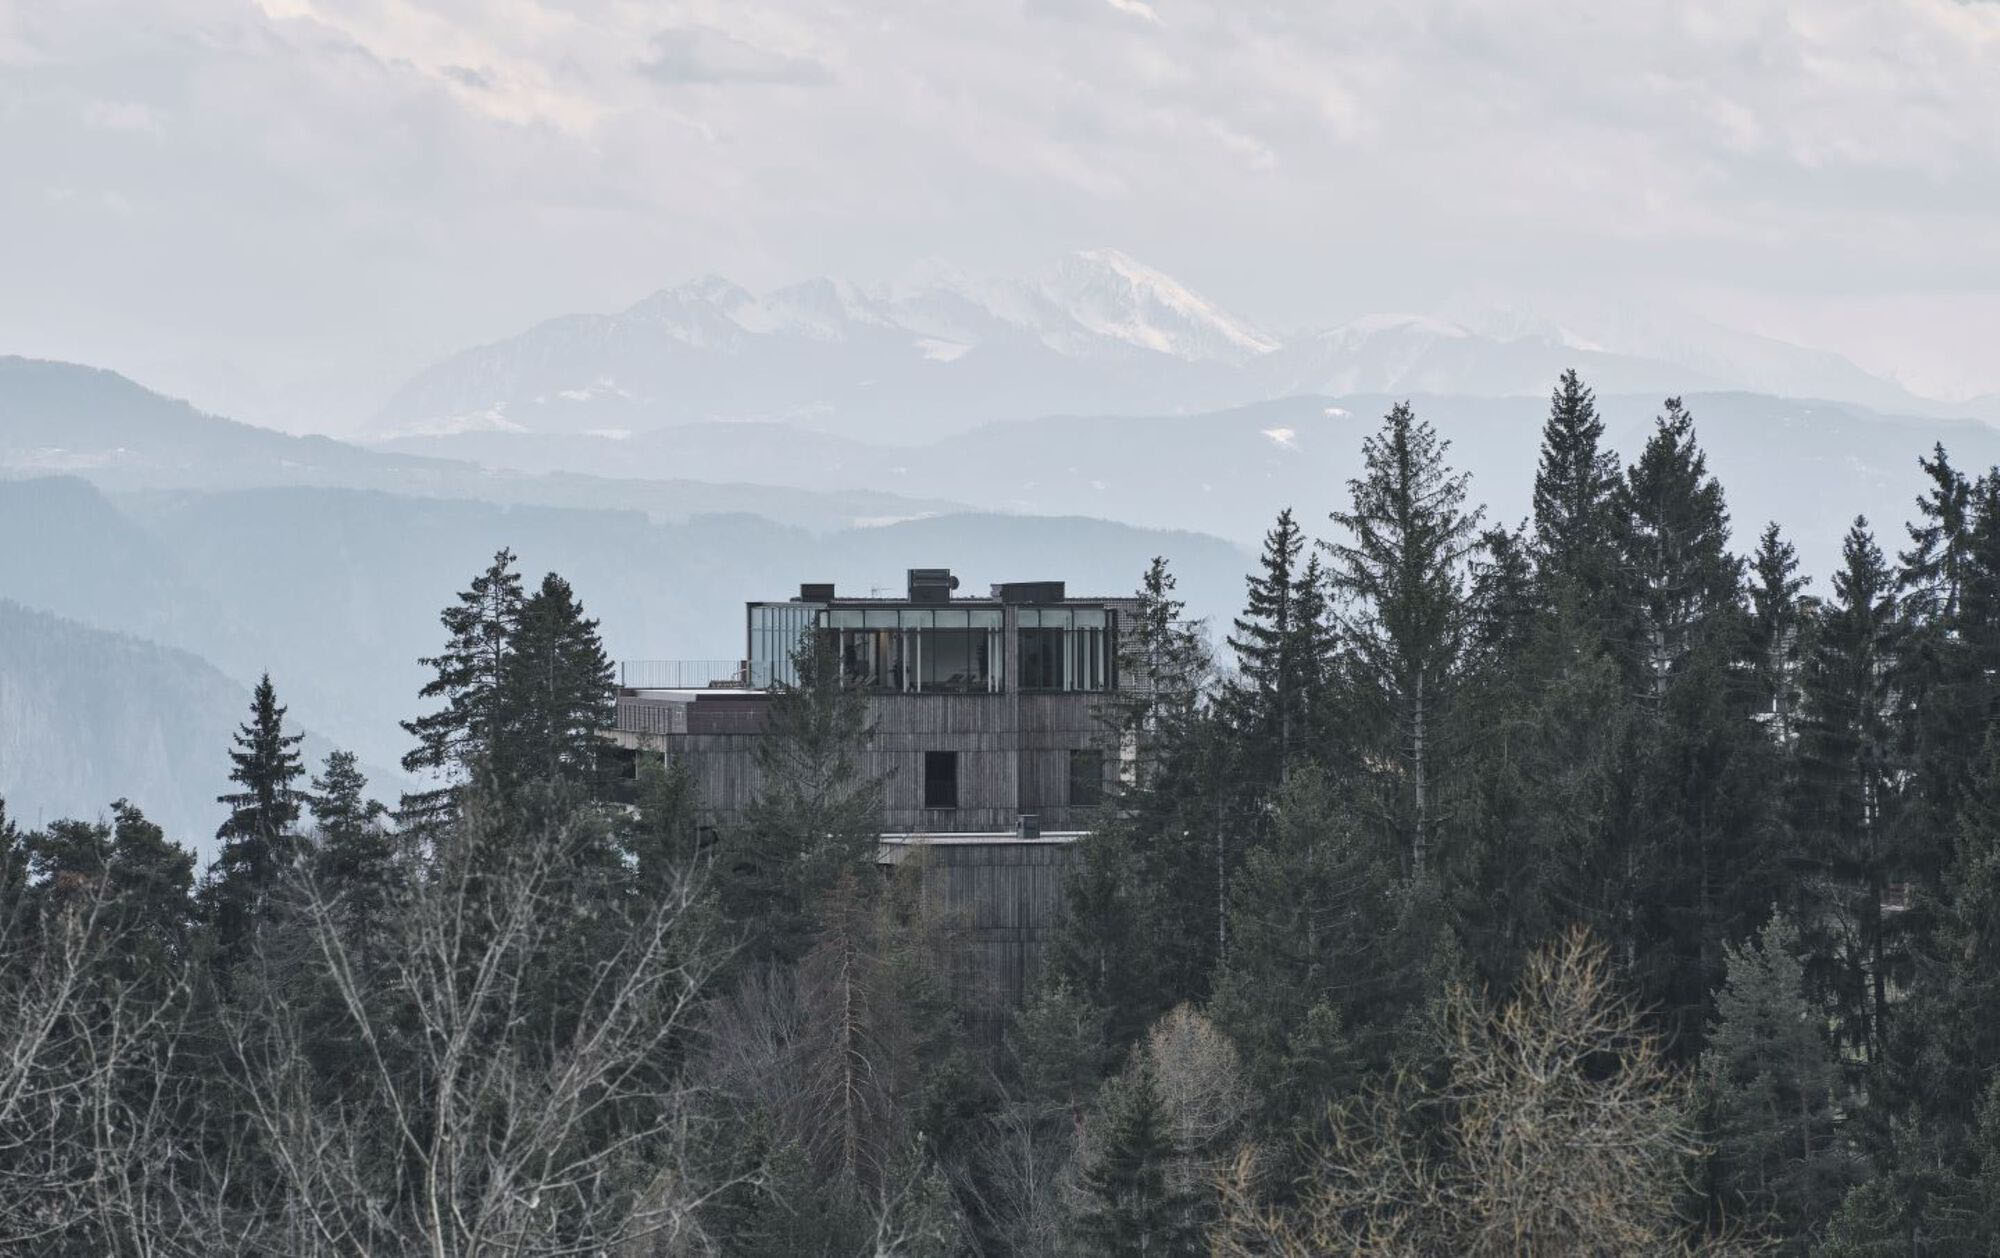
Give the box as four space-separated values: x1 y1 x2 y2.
618 659 762 690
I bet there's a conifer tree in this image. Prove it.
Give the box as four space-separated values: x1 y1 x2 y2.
308 749 392 956
208 673 306 954
1621 398 1739 692
1107 556 1213 793
1747 522 1810 743
1702 913 1857 1249
1452 597 1631 992
505 571 615 789
1791 519 1902 1064
1324 401 1483 877
721 638 884 967
1222 508 1310 790
1208 766 1429 1145
1531 368 1624 618
1895 448 1993 914
1076 1055 1201 1257
400 548 524 825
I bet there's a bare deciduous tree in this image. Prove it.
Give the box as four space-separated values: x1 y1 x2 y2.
1216 929 1770 1257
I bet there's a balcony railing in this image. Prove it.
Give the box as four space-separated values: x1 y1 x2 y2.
618 659 774 690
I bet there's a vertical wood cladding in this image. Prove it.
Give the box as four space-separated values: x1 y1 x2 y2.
883 837 1080 1033
648 689 1111 833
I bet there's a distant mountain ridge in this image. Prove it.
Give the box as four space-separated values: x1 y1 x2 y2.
0 355 964 530
374 250 1970 441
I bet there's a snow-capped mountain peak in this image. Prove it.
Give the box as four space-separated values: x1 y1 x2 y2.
1029 248 1280 363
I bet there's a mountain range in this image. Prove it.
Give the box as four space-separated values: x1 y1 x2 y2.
374 250 1987 442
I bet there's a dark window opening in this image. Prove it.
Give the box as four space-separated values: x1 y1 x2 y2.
1068 748 1105 808
1020 628 1062 690
924 751 959 810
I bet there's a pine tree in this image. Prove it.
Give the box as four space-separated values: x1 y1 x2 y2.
505 571 615 790
308 749 392 957
1895 448 1993 922
1324 401 1483 878
1208 766 1428 1148
1222 508 1311 790
1791 519 1902 1065
1747 522 1810 744
1076 1055 1201 1257
1531 368 1624 619
1611 400 1772 1056
1107 556 1213 797
721 638 885 967
401 548 524 825
1621 398 1740 692
1702 913 1857 1249
207 673 306 955
1070 557 1226 1028
1452 597 1632 993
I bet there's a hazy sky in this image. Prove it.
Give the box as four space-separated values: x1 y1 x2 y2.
3 0 1998 432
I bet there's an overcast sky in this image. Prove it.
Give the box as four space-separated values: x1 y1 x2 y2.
3 0 1998 432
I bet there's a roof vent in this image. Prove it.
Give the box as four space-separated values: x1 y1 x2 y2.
907 568 958 604
993 581 1066 604
799 582 835 601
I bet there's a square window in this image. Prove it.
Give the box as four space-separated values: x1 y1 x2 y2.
1068 748 1105 808
924 751 959 809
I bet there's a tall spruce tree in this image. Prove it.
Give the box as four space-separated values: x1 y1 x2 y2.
1531 368 1624 621
505 571 616 789
1221 508 1311 791
1748 522 1811 745
1621 398 1740 693
1324 401 1483 878
1791 519 1903 1065
1894 448 1993 924
1064 557 1227 1030
207 673 306 954
308 749 392 961
401 548 525 825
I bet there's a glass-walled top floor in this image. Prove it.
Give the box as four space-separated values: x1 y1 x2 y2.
746 603 1116 694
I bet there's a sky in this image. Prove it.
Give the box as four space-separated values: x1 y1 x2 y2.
2 0 1998 434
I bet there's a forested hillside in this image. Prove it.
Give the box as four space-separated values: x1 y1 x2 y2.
0 600 386 840
5 371 2000 1254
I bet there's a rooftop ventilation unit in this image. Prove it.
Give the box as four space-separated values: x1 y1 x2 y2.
992 581 1066 604
907 568 957 604
798 582 835 601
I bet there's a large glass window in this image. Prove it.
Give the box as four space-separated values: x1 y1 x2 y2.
821 607 1004 693
748 602 821 687
1016 608 1114 692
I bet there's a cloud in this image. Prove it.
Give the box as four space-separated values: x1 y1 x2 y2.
0 0 1997 429
83 100 162 134
637 26 830 86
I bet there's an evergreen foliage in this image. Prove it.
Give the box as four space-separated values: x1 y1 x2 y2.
206 672 306 956
1701 913 1857 1248
1076 1054 1201 1257
14 369 2000 1256
1324 401 1483 876
399 547 524 824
